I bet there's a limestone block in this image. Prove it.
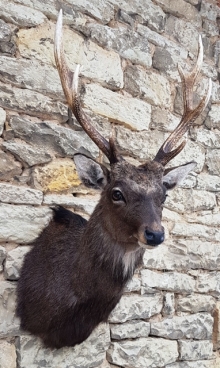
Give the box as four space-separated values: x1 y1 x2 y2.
0 246 6 272
179 340 213 360
110 320 150 340
109 0 166 32
0 82 67 122
109 294 163 323
0 183 43 205
200 1 220 22
0 19 11 42
44 194 98 215
151 107 180 132
141 269 196 294
186 211 220 227
16 323 110 368
3 141 52 167
177 294 216 313
0 281 20 337
143 238 220 271
165 188 216 214
168 140 205 173
116 125 165 160
213 301 220 350
166 358 220 368
4 246 30 280
206 104 220 129
10 117 99 158
171 222 220 242
107 338 178 368
151 313 213 340
124 65 171 107
190 127 220 148
17 22 123 89
206 149 220 176
66 0 114 23
154 0 200 21
0 150 22 181
0 340 16 368
0 106 6 135
0 0 46 27
84 83 151 131
33 159 81 193
162 293 175 316
196 272 220 297
124 275 141 293
0 204 52 244
196 173 220 192
85 23 152 68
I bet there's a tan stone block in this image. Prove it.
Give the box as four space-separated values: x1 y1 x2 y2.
0 340 16 368
33 158 81 193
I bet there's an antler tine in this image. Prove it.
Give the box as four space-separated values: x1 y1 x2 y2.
54 9 115 162
154 36 212 166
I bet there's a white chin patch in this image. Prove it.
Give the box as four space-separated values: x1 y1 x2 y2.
138 241 158 250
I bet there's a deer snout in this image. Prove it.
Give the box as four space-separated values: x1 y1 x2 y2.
144 228 165 246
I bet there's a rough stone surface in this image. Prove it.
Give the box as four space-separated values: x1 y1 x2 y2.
16 323 110 368
0 150 22 181
0 281 20 337
0 1 46 27
4 246 30 280
0 183 43 205
109 294 163 323
84 83 151 131
177 294 216 313
110 320 150 340
44 194 98 215
107 338 178 368
0 204 52 244
0 246 6 272
0 340 16 368
179 340 213 361
166 357 220 368
196 272 220 297
151 313 213 340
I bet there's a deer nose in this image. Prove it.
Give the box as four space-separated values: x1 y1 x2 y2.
144 229 164 246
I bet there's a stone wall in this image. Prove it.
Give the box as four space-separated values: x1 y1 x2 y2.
0 0 219 367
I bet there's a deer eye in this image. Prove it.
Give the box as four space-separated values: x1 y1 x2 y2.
112 189 125 202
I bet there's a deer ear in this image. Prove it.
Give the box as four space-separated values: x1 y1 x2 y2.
73 154 109 190
163 161 196 190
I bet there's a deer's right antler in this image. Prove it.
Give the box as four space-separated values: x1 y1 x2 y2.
54 9 120 164
154 36 212 166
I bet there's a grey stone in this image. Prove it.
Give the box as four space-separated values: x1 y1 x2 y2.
107 338 178 368
16 323 110 368
177 294 216 313
0 183 43 205
196 173 220 192
4 246 30 280
166 359 220 368
3 141 52 167
151 313 213 340
190 127 220 148
162 293 175 316
66 0 114 23
0 82 67 122
0 0 46 27
0 107 6 135
0 19 11 42
186 211 220 227
109 294 163 323
10 116 99 158
205 104 220 129
84 23 152 68
110 0 166 32
0 281 20 337
124 65 171 107
141 269 196 294
110 320 150 340
151 107 180 132
179 340 213 360
154 0 201 22
0 246 6 272
171 222 220 242
84 83 151 131
196 272 220 297
200 1 220 22
206 149 220 176
124 275 141 293
44 194 98 215
0 150 22 181
0 340 16 368
0 203 52 244
164 188 216 214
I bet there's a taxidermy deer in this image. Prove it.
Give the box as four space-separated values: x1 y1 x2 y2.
16 10 212 349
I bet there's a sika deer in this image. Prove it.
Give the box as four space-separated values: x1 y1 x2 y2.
16 10 212 349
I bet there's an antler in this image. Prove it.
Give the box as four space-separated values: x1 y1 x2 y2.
54 9 119 163
154 36 212 166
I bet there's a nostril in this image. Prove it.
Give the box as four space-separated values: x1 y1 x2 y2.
145 229 164 246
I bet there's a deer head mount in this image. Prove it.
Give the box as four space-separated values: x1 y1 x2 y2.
16 9 212 349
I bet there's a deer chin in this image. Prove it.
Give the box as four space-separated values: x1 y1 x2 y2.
138 240 159 250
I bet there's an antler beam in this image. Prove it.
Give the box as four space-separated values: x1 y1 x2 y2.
154 36 212 166
54 9 116 162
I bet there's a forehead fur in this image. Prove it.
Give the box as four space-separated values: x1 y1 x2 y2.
110 160 164 187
